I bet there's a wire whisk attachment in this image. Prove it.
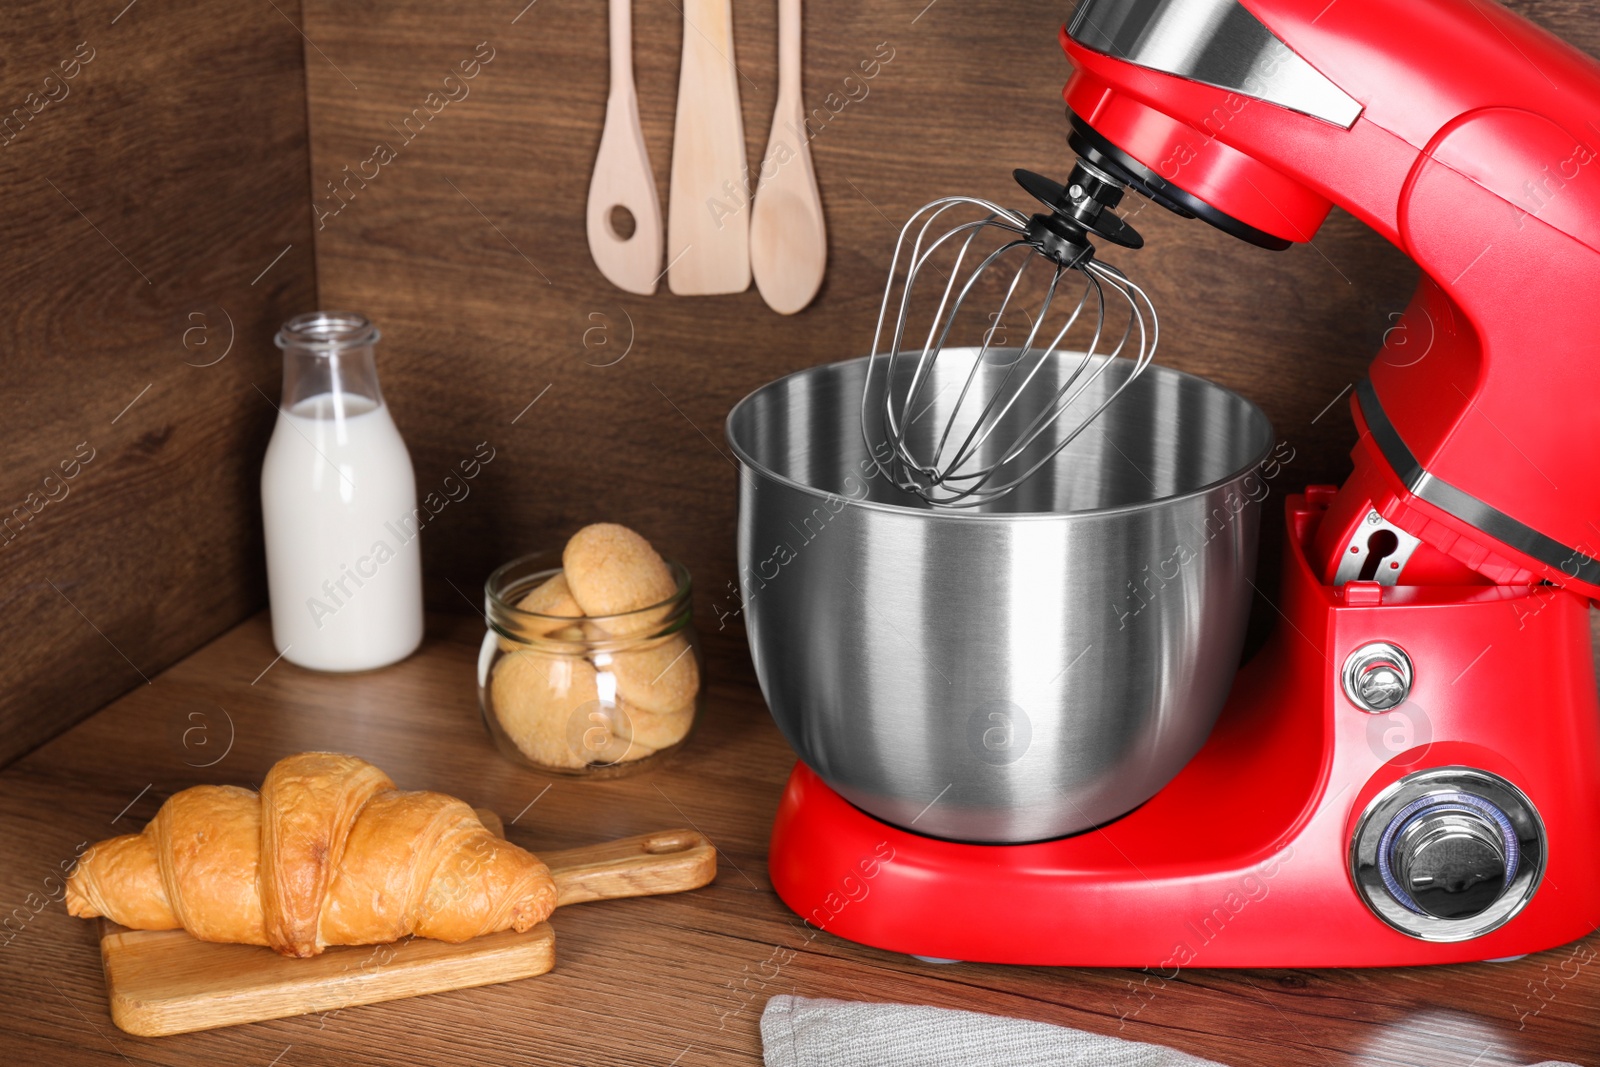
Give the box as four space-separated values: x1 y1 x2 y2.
861 165 1160 509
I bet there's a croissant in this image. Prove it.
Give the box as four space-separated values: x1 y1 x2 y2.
65 752 558 957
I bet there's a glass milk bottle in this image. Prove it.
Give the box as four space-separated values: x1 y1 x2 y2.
261 312 423 671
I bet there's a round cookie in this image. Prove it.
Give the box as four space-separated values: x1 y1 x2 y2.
594 634 700 715
497 573 584 653
516 572 583 627
617 732 659 763
568 700 647 766
615 701 694 753
490 650 608 769
563 523 677 635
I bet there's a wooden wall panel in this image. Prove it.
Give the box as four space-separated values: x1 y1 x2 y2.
296 0 1399 654
0 0 317 764
293 0 1598 668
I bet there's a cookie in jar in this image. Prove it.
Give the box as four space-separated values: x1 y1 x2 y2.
480 525 702 775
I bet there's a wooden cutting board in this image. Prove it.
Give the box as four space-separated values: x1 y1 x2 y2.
99 822 717 1037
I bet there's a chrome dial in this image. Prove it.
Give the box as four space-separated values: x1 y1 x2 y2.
1350 768 1544 941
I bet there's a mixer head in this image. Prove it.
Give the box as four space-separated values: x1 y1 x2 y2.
862 163 1159 509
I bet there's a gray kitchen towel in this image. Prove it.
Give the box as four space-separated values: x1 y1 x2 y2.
761 996 1220 1067
760 996 1585 1067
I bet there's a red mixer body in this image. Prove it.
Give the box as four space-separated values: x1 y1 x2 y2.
769 495 1600 965
766 0 1600 966
1061 0 1600 595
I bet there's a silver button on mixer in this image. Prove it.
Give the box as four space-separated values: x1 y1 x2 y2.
1342 641 1413 712
1350 768 1545 941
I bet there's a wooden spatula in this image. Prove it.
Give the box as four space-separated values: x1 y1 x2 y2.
98 826 717 1037
750 0 826 314
667 0 751 295
587 0 664 294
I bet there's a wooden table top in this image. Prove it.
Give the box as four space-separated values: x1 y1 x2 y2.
2 613 1596 1066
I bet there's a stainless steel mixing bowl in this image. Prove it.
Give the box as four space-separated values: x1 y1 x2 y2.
726 349 1275 843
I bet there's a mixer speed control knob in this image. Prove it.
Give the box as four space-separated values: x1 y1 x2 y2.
1390 805 1509 919
1350 768 1545 942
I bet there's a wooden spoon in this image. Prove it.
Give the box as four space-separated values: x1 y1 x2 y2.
750 0 826 315
587 0 664 295
667 0 751 295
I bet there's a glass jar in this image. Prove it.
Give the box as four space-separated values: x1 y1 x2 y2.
479 550 702 776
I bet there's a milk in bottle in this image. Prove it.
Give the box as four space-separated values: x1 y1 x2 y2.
260 312 423 671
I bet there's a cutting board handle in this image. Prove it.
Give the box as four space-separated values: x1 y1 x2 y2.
541 829 717 907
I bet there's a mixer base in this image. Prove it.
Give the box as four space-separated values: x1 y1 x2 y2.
767 494 1600 967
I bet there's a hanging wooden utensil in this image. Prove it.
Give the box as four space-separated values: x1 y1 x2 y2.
667 0 751 295
750 0 826 314
587 0 664 294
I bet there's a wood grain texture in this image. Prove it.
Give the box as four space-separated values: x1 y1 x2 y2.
666 0 753 295
586 0 664 296
289 0 1403 662
543 828 718 906
96 828 712 1037
749 0 828 314
1 613 1596 1065
0 0 318 766
102 923 556 1039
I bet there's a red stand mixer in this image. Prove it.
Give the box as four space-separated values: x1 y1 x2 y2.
734 0 1600 966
